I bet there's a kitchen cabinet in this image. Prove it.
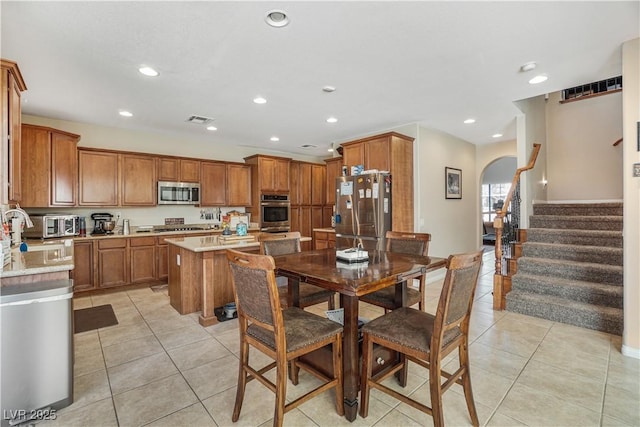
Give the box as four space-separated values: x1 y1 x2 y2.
227 163 251 206
121 153 156 206
71 240 94 292
96 238 128 288
289 162 300 205
1 59 26 204
78 149 119 206
340 132 414 232
201 161 251 207
324 157 342 206
20 124 79 207
157 157 200 182
311 164 325 206
130 236 156 283
244 154 291 225
157 236 169 281
314 230 336 250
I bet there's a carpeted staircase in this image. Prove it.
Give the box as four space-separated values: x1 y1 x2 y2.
506 202 623 335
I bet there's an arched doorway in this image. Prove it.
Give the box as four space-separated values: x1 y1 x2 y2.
480 157 516 246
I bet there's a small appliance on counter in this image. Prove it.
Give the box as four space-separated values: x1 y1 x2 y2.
336 247 369 263
91 213 115 235
22 214 79 240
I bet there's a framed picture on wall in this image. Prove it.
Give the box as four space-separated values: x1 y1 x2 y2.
445 167 462 199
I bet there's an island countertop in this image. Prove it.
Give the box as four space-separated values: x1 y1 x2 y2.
1 239 75 279
165 235 311 252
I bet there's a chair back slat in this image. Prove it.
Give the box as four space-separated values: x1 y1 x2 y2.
385 231 430 256
261 232 302 256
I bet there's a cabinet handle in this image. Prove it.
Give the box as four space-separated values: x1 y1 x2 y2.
376 357 385 365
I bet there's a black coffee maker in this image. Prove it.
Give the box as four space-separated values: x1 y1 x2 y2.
91 213 114 235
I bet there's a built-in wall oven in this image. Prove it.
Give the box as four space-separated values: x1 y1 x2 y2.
260 194 290 232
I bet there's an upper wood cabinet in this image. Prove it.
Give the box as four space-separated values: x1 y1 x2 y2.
311 163 325 206
157 157 200 182
245 154 290 193
227 163 251 206
200 161 251 207
324 157 342 206
20 124 80 207
340 132 414 232
1 59 27 204
290 160 325 206
121 153 156 206
78 149 119 206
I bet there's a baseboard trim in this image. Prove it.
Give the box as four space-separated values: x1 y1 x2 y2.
622 344 640 359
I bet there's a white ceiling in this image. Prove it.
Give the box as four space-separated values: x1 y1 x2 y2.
1 1 638 158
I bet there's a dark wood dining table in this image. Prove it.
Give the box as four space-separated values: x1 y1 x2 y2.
273 248 446 422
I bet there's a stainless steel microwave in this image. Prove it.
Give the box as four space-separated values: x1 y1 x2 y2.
157 181 200 205
22 214 79 239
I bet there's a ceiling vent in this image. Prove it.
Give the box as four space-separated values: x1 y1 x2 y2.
301 144 318 149
186 115 214 125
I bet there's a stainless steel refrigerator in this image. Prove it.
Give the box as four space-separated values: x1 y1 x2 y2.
335 172 392 251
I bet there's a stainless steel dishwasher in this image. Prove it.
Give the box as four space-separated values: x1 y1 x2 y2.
1 279 74 427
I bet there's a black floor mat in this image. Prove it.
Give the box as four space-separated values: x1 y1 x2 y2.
74 304 118 333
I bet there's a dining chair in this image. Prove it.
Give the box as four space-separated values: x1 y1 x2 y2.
359 250 483 427
359 231 431 311
226 249 344 427
260 231 336 310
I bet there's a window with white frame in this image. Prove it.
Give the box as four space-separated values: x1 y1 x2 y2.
482 183 511 222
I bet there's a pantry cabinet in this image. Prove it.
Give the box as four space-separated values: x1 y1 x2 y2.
1 59 26 204
157 157 200 182
340 132 414 232
20 124 80 207
324 157 342 206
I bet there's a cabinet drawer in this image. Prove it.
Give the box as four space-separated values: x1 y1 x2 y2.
130 236 156 247
316 231 328 241
97 238 127 249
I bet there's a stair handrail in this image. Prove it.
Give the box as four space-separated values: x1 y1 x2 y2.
493 143 541 310
613 138 622 147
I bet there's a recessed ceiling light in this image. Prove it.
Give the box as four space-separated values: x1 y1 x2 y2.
463 118 475 124
327 148 334 152
119 111 133 117
326 117 338 123
529 75 548 84
322 86 336 93
265 10 290 28
138 66 159 77
270 136 279 142
206 126 217 131
520 62 537 72
253 97 267 104
492 133 503 138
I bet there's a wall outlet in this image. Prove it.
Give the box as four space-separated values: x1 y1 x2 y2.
633 163 640 178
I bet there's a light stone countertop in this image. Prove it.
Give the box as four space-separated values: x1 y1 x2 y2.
313 228 336 233
166 235 312 252
1 239 75 278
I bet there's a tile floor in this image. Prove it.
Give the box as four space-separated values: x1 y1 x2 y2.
40 250 639 426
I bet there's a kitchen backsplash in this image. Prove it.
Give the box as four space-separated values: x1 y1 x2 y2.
23 206 247 231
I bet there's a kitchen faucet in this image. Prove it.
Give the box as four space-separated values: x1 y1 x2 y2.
1 205 34 228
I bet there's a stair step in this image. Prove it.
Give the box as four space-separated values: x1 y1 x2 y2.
517 257 622 286
506 291 623 335
533 202 623 216
526 228 622 248
511 273 623 308
521 242 623 265
529 215 623 231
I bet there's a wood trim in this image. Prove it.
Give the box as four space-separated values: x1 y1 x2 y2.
339 131 414 147
20 123 80 139
0 59 27 91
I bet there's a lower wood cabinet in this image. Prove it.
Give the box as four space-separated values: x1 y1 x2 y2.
96 238 128 288
72 240 94 292
130 237 156 284
314 230 336 249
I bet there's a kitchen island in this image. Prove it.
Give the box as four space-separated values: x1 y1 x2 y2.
165 235 261 326
1 239 75 284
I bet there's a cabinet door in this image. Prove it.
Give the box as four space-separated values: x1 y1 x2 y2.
51 132 78 206
300 206 313 251
342 143 365 170
79 150 119 206
71 241 94 292
121 154 156 206
97 239 128 288
157 157 179 181
259 157 276 191
365 137 390 171
325 157 342 206
290 206 301 234
157 242 168 281
274 159 290 192
299 163 312 205
311 164 325 206
130 238 156 284
289 162 300 205
6 71 23 203
200 161 227 206
179 159 200 182
227 164 251 206
322 206 334 228
20 125 50 207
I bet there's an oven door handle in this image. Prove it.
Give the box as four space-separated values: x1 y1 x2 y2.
260 202 291 207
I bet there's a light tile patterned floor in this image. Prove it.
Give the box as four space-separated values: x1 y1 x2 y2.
39 251 639 426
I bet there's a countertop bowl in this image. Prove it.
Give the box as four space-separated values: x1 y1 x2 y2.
102 221 116 232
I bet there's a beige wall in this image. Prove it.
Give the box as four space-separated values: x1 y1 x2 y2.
414 126 478 259
622 38 640 357
546 91 623 201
